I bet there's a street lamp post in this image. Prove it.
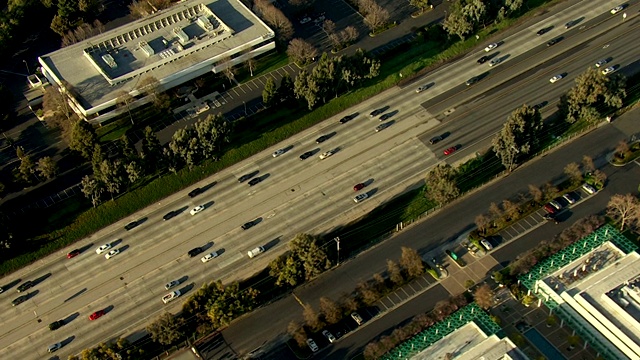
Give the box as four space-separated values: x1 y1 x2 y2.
23 60 30 75
333 237 341 264
243 101 247 116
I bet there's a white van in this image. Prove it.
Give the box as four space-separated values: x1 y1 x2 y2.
247 247 265 259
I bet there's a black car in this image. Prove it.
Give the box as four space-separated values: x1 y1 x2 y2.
188 188 202 198
379 113 393 121
339 113 357 124
241 221 256 230
299 151 314 160
477 56 489 64
536 28 547 35
188 247 203 257
369 107 388 117
238 173 255 182
124 221 139 231
49 320 65 331
316 135 330 143
533 103 544 111
163 211 178 221
429 136 443 145
465 77 479 86
17 281 33 293
547 38 560 46
12 295 29 306
248 177 262 186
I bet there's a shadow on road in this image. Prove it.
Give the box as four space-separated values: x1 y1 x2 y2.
265 237 281 251
64 289 86 303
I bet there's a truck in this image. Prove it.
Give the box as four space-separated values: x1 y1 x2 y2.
247 246 265 259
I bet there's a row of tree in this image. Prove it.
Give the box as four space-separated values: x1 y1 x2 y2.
443 0 524 41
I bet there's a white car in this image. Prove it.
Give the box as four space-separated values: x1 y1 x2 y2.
549 74 563 83
582 183 597 194
595 59 608 67
484 43 497 52
95 244 112 254
480 239 494 251
416 84 430 93
165 280 180 290
306 338 319 352
354 193 368 203
47 342 62 353
489 58 501 67
162 290 181 304
190 205 205 215
299 16 311 24
105 249 120 259
201 252 219 263
319 150 335 159
601 66 615 75
272 149 285 157
322 330 336 343
610 5 624 14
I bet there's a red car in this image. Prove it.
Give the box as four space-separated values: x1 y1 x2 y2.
67 249 81 259
543 204 557 214
89 310 105 321
444 147 457 155
353 183 365 191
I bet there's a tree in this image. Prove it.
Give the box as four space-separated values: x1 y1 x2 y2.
129 0 152 18
120 135 137 160
564 67 626 123
125 160 143 184
262 77 277 107
37 156 58 179
319 297 342 324
115 90 136 125
169 127 199 168
194 114 232 160
607 194 640 231
387 259 403 285
141 126 162 171
146 312 185 345
363 1 390 32
473 284 494 309
582 155 595 174
400 247 424 278
443 9 474 40
528 184 543 204
98 159 125 200
294 70 319 110
564 162 583 185
425 163 460 205
269 254 302 286
69 120 98 159
289 233 331 280
287 38 318 66
91 143 105 178
592 169 607 188
220 56 237 85
475 213 491 235
245 57 257 77
287 321 307 348
502 199 519 220
137 76 169 110
302 303 323 331
505 0 524 13
341 26 359 45
409 0 430 13
254 0 294 42
492 105 543 171
81 175 103 207
542 182 559 200
277 73 295 102
615 140 630 159
488 202 502 221
16 146 36 182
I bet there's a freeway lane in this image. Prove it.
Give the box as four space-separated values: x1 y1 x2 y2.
0 0 636 358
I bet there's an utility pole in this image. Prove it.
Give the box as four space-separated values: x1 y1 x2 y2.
333 237 340 264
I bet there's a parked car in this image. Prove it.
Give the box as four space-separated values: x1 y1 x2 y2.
582 183 597 194
543 204 557 214
307 338 319 352
322 330 336 343
351 312 364 325
480 239 494 251
563 192 577 204
67 249 81 259
548 200 562 210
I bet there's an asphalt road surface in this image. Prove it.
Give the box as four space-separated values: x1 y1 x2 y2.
0 0 637 358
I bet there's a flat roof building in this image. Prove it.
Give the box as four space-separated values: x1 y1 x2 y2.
38 0 275 122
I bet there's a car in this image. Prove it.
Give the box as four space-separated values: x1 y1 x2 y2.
238 173 255 182
429 135 443 144
67 249 81 258
353 183 365 192
49 320 65 331
188 247 203 257
190 205 205 215
416 84 430 93
369 107 388 117
165 280 180 290
563 192 577 204
546 38 560 46
543 203 557 214
299 16 312 24
322 330 336 343
248 177 263 186
163 211 178 221
536 28 548 35
316 135 330 143
548 200 562 210
601 66 615 75
319 150 335 159
465 76 479 86
162 290 181 304
375 122 392 132
47 343 62 353
582 183 597 194
201 252 219 263
532 102 545 110
543 213 557 222
489 58 501 67
89 310 105 320
477 56 489 64
610 5 625 14
444 147 457 155
339 113 357 123
595 59 608 67
564 21 575 29
241 220 256 230
272 149 285 157
12 295 29 306
17 281 33 292
96 244 112 254
354 193 368 203
549 74 563 83
188 188 202 198
351 312 364 325
307 338 319 352
480 239 494 251
299 151 314 160
0 286 3 294
313 13 326 23
124 220 139 230
105 249 120 259
379 113 393 121
484 43 497 52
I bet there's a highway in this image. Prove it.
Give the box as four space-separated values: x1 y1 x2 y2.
0 0 637 358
